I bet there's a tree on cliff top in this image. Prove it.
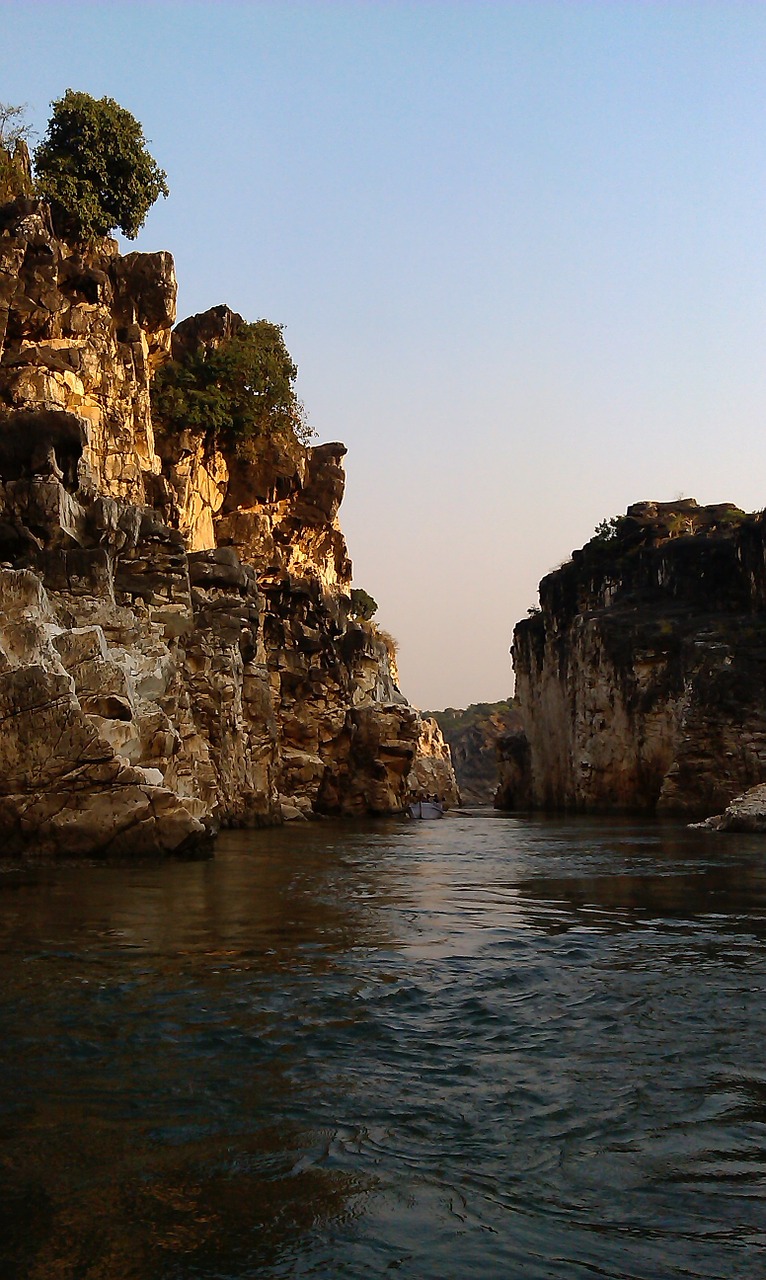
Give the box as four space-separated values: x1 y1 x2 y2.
34 90 168 239
151 319 311 452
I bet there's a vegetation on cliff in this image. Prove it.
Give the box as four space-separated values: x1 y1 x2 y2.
349 588 378 621
33 90 168 239
431 699 513 736
151 317 311 453
584 501 748 561
0 102 33 150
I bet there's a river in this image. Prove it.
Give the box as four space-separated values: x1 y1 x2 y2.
1 810 766 1278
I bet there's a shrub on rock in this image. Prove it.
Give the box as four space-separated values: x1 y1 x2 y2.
151 316 310 452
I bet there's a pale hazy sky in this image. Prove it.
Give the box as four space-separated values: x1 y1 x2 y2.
4 1 766 709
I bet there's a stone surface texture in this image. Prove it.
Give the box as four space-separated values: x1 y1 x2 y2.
0 177 456 856
499 500 766 817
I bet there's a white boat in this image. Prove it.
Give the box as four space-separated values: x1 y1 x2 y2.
409 799 444 820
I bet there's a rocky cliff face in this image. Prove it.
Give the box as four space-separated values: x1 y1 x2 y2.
0 193 175 503
500 500 766 817
0 180 457 856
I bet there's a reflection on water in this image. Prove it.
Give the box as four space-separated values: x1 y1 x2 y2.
2 813 766 1278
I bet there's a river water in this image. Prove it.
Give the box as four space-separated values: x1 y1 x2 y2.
2 811 766 1279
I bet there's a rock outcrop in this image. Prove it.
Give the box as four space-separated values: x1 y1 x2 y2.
499 500 766 817
0 174 457 857
691 784 766 833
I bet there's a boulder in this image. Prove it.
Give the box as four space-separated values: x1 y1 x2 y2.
692 784 766 833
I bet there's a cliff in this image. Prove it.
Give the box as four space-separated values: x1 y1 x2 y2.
430 700 520 803
0 182 457 857
499 500 766 817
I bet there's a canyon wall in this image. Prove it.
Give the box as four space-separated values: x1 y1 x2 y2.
0 183 457 856
498 500 766 817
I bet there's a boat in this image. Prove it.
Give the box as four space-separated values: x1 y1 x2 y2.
409 799 444 819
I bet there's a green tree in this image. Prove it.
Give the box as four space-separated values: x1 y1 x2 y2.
349 588 378 621
34 90 168 238
151 319 311 451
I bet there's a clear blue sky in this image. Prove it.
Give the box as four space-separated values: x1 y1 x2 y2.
4 0 766 709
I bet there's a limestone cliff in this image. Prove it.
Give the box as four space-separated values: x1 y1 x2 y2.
0 178 457 857
499 500 766 817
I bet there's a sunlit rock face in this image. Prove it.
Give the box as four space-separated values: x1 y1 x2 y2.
155 305 352 592
213 440 352 594
0 189 457 856
0 194 176 502
500 500 766 818
407 714 461 809
152 303 456 822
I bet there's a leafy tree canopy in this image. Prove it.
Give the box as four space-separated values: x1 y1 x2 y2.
34 90 168 239
151 319 311 452
349 588 378 621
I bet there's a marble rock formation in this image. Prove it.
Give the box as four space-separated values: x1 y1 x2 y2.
499 500 766 817
0 174 457 857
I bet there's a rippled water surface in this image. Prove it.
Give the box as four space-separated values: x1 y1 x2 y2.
2 811 766 1278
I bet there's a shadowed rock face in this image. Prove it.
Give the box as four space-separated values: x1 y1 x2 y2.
0 178 457 857
500 500 766 818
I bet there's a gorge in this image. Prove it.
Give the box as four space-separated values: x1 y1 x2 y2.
5 126 765 856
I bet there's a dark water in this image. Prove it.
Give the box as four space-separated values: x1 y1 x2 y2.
2 812 766 1279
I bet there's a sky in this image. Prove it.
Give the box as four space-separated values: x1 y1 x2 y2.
3 0 766 709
